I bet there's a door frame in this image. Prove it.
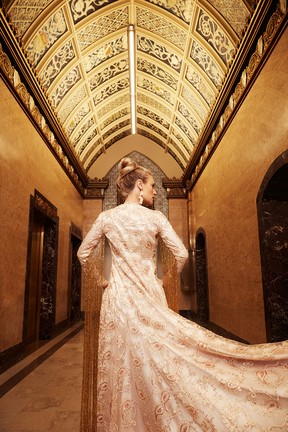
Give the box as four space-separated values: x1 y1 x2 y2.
257 150 288 342
23 190 59 343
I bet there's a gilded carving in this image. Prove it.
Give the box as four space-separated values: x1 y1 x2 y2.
206 0 250 37
137 36 182 72
175 116 196 149
166 146 185 170
101 108 129 129
136 6 187 50
93 78 129 106
72 117 94 146
6 0 54 37
82 139 101 166
166 187 187 199
185 66 215 106
188 7 285 189
51 66 81 108
58 85 87 123
42 124 51 140
79 129 98 155
181 85 209 122
1 0 284 191
233 81 244 105
0 43 85 192
83 36 127 73
246 52 261 81
102 120 130 141
171 128 192 154
190 40 223 88
197 10 235 65
137 57 178 91
89 59 129 91
138 77 175 106
65 102 90 135
40 40 75 90
86 130 130 171
31 106 42 126
263 10 282 45
137 93 172 119
97 94 129 119
144 0 192 24
70 0 119 24
25 8 67 66
0 45 14 80
138 118 167 140
15 82 30 105
35 191 58 219
178 102 201 136
138 107 170 130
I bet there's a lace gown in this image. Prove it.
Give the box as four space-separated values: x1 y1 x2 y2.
78 203 288 432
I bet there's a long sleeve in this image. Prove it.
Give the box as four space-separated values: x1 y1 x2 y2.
77 212 104 266
157 211 188 272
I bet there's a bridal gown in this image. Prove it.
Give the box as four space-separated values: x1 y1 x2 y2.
77 203 288 432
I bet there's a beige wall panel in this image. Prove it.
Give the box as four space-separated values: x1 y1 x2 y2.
80 199 104 308
190 28 288 344
168 199 192 310
0 80 83 351
83 200 103 237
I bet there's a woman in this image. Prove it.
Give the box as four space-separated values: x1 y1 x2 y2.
78 157 288 431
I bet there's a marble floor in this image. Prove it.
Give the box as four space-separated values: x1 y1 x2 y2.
0 323 83 432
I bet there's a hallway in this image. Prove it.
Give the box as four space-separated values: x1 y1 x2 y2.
0 323 83 432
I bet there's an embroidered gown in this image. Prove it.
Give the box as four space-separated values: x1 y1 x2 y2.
77 203 288 432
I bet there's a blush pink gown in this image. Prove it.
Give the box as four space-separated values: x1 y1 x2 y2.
78 203 288 432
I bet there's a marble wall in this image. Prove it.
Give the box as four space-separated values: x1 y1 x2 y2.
0 79 83 352
189 27 288 344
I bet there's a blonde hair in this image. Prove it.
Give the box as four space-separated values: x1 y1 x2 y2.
116 157 152 198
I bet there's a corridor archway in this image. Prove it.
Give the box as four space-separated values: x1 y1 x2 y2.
257 151 288 342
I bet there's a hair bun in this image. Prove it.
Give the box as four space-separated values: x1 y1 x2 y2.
116 157 151 198
118 157 138 178
119 157 136 170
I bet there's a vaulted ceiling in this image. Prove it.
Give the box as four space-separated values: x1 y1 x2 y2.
2 0 281 193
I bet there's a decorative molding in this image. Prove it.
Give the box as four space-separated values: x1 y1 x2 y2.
163 178 187 199
184 3 288 189
0 9 88 193
0 42 86 195
34 189 58 220
84 178 109 200
166 187 187 199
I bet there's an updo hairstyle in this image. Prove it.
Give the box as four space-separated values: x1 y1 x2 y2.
116 157 152 198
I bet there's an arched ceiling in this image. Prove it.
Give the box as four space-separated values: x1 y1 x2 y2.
2 0 255 180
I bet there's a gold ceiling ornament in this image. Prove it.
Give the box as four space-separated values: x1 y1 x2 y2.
1 1 286 194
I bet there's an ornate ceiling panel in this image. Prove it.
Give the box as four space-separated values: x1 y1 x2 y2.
3 0 253 178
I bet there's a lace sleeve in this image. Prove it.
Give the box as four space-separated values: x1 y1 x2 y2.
157 211 188 272
77 212 104 266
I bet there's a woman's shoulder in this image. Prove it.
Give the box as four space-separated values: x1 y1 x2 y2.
100 204 167 221
142 207 168 227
